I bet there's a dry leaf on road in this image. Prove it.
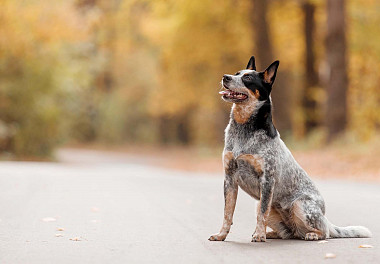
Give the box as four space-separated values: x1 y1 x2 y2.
359 244 373 248
325 253 336 259
56 227 64 231
91 207 99 212
41 217 56 222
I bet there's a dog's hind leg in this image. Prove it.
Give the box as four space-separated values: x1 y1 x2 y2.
209 151 238 241
266 207 293 239
291 199 328 240
266 231 280 239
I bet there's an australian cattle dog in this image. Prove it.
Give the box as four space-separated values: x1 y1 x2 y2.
209 56 372 242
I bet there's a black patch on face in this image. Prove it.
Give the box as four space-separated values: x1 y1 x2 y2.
241 72 270 101
228 59 280 139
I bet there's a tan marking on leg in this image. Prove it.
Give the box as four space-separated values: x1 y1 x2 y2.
292 201 306 230
266 231 280 239
252 200 272 242
236 154 263 174
266 207 283 232
223 151 234 171
291 201 323 239
209 189 238 241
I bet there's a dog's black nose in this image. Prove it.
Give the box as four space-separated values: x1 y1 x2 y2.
223 75 232 82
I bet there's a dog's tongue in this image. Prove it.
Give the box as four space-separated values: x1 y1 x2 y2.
219 90 230 95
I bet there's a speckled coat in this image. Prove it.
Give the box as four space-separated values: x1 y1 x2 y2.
209 56 372 242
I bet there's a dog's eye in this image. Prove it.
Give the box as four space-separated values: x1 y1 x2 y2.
243 75 253 81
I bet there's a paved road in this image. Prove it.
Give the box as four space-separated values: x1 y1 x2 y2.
0 149 379 263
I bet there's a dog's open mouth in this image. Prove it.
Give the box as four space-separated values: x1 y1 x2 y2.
219 90 248 101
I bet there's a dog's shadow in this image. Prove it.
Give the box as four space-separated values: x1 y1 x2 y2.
223 238 311 249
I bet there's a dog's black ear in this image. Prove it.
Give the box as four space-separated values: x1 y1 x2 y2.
262 60 279 85
246 56 256 70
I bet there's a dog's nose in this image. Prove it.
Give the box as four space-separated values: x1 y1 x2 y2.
223 75 232 82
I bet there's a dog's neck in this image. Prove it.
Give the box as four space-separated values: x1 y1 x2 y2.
232 100 264 124
230 99 277 138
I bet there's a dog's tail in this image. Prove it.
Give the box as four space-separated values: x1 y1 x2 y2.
326 218 372 238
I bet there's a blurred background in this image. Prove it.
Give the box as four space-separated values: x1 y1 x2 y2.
0 0 379 180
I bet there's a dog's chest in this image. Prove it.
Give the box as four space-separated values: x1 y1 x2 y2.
233 150 262 200
225 124 263 157
236 171 261 200
225 124 271 200
231 137 252 157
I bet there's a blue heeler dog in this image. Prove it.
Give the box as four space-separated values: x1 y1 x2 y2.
209 56 372 242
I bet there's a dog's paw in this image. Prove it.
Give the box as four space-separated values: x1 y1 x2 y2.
305 232 319 241
208 233 227 241
266 231 280 239
252 232 266 242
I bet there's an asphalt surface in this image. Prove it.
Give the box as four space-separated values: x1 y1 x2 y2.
0 149 379 263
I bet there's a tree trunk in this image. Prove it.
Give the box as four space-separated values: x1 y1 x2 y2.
252 0 292 133
325 0 348 141
302 1 320 133
252 0 273 69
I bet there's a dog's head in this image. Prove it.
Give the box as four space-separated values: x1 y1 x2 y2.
219 56 279 104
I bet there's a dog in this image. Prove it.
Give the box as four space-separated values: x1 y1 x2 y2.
208 56 372 242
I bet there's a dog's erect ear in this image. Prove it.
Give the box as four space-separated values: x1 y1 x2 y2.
246 56 256 70
262 60 279 85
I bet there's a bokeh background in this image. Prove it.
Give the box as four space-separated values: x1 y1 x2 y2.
0 0 379 180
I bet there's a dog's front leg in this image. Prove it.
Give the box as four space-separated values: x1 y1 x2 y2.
252 173 275 242
209 151 238 241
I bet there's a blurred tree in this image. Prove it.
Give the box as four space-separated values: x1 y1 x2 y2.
1 0 379 159
301 0 320 133
252 0 292 133
147 0 253 146
348 0 380 141
0 0 96 157
252 0 274 68
325 0 348 141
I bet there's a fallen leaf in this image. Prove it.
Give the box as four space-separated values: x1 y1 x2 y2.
91 207 99 212
359 244 373 248
318 240 328 244
56 227 65 231
55 234 64 237
325 253 336 259
69 237 81 241
41 217 56 222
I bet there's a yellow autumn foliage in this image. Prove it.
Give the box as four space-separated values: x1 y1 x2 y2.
0 0 379 157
